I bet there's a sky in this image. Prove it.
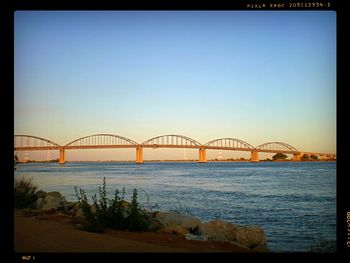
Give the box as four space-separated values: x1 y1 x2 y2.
14 11 336 161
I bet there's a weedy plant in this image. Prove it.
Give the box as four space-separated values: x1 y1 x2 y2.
74 177 150 233
14 177 38 209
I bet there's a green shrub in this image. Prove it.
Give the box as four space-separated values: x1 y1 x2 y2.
126 188 149 231
74 177 149 233
14 177 38 209
107 187 126 229
92 177 109 226
74 187 104 233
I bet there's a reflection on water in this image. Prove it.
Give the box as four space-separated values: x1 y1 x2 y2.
14 161 336 252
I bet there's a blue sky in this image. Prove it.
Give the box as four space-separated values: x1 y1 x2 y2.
14 11 336 160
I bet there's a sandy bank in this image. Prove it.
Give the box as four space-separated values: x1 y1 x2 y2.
14 209 252 253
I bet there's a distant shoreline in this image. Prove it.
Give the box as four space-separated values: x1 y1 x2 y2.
17 159 336 164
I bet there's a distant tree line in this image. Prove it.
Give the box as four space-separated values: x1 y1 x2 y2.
271 153 319 161
272 153 288 160
301 154 318 161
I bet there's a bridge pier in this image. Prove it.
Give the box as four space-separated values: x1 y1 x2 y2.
292 152 303 161
59 148 66 165
250 151 259 162
136 146 143 164
199 148 207 163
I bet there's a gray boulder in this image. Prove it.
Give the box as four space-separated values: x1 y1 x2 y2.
154 211 202 229
34 197 45 209
150 211 203 236
199 220 267 249
235 225 267 249
35 190 47 199
42 191 68 211
145 212 164 231
199 220 238 241
185 232 207 241
46 191 62 198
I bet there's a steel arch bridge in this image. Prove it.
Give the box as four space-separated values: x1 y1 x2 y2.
255 142 299 154
204 138 254 151
64 134 138 149
142 134 201 149
14 135 61 151
14 134 335 164
62 134 139 164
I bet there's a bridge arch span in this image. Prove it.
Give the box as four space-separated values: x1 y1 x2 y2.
142 135 202 148
256 142 299 153
64 134 138 149
204 138 254 151
14 135 61 149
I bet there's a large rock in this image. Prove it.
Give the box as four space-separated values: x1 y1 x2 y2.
154 211 202 230
47 191 62 198
74 204 97 219
145 212 164 231
185 232 207 241
149 211 203 235
235 225 267 249
199 220 238 241
35 197 45 209
34 191 47 209
42 191 68 211
199 220 267 249
35 190 47 199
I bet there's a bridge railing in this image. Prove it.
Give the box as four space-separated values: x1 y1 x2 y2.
14 135 61 151
255 142 300 154
204 138 254 151
64 134 139 149
141 135 202 148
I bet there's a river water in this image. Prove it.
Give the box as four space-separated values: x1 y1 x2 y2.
14 161 336 252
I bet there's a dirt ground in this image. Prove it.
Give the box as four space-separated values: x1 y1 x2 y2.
14 209 252 253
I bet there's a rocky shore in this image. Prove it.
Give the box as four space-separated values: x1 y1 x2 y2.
15 190 269 253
